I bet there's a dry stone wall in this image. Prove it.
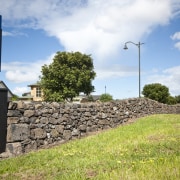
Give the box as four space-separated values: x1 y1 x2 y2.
1 98 180 158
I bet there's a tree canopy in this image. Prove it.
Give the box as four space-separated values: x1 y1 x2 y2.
175 95 180 103
40 51 96 102
142 83 170 104
99 93 113 102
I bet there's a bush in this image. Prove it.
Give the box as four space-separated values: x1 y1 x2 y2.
142 83 170 104
167 96 177 105
99 93 113 102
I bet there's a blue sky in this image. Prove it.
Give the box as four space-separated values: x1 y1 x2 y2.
0 0 180 99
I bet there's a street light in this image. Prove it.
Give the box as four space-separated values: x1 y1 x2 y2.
123 41 144 98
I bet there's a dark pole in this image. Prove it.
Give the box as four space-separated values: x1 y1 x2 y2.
124 41 144 98
138 42 141 98
0 89 7 153
0 15 7 153
0 15 2 72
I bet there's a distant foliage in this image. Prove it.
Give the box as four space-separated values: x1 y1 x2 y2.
12 94 19 101
100 93 113 102
87 95 94 102
40 51 96 102
175 95 180 104
167 96 177 105
142 83 170 104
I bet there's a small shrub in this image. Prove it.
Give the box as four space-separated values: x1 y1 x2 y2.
99 93 113 102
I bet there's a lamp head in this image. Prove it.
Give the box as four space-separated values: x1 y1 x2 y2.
123 44 128 50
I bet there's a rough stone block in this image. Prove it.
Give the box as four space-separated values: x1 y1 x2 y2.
50 117 59 125
40 117 49 124
6 142 22 155
50 129 59 138
55 125 64 134
7 124 30 142
8 102 17 110
79 124 87 131
7 110 21 117
72 128 80 136
24 141 37 153
31 128 46 139
63 130 72 140
98 119 110 125
17 101 26 109
24 110 35 117
7 117 19 124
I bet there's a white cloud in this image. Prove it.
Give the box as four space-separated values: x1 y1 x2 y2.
44 0 176 60
2 31 15 36
2 30 28 37
174 42 180 50
13 86 29 95
96 65 137 79
171 32 180 40
147 66 180 96
171 32 180 50
1 0 179 60
6 70 38 83
2 54 54 83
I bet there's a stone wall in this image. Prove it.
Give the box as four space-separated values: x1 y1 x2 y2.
1 98 180 158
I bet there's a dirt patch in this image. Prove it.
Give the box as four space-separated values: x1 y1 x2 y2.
86 169 98 179
147 134 167 142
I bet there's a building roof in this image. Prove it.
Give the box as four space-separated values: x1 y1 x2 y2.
28 82 41 87
18 95 33 100
0 81 13 98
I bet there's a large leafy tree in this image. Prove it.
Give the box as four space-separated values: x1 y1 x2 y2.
40 51 96 102
142 83 170 104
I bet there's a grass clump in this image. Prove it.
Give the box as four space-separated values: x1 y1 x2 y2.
0 114 180 179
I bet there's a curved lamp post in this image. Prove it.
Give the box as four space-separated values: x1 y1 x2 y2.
123 41 144 98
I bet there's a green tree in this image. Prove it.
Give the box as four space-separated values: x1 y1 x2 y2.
175 95 180 103
40 51 96 102
87 95 94 102
142 83 170 104
99 93 113 102
11 94 19 101
167 96 177 105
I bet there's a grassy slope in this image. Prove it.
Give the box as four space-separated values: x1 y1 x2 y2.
0 114 179 180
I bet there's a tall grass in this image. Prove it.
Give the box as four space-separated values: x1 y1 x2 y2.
0 114 179 180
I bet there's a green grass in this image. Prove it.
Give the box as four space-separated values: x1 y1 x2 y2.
0 114 180 180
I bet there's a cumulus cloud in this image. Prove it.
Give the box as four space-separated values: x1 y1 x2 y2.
2 54 54 83
43 0 177 60
1 0 179 60
96 65 137 79
174 42 180 50
13 86 29 95
2 31 15 36
171 32 180 50
171 32 180 40
147 66 180 96
2 30 28 37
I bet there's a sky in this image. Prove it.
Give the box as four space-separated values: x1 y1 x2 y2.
0 0 180 99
